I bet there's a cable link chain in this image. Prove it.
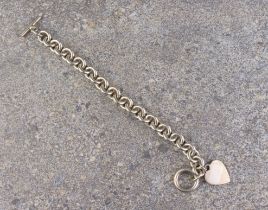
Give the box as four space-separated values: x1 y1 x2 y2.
32 28 207 191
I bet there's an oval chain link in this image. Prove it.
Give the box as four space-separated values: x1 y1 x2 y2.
35 29 207 180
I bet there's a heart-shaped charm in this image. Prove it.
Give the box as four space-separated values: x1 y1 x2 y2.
205 160 230 185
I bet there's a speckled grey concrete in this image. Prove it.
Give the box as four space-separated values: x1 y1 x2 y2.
0 0 267 209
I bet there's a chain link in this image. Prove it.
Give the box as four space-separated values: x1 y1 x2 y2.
34 29 207 181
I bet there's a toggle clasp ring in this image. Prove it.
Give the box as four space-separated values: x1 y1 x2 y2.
174 169 200 192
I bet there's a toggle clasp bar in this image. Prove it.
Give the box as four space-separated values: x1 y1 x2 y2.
20 16 42 37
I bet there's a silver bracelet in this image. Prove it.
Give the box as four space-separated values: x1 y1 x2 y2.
21 16 230 192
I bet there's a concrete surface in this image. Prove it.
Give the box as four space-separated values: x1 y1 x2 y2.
0 0 268 209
